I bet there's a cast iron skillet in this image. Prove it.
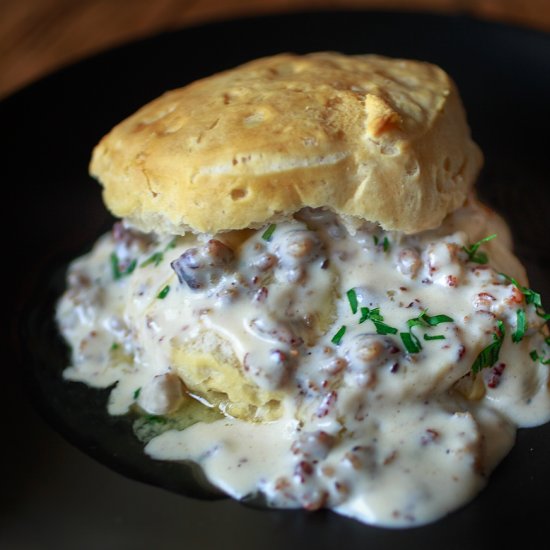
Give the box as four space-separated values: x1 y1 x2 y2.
6 10 550 549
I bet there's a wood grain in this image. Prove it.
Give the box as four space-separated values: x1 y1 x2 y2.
1 0 548 99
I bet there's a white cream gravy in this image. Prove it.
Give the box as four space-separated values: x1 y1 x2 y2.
56 199 550 527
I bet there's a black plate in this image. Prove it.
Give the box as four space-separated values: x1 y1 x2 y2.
6 10 550 549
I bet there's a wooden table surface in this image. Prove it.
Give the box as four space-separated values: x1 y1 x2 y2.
1 0 549 100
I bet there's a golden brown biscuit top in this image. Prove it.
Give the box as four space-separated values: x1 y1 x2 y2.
90 52 482 235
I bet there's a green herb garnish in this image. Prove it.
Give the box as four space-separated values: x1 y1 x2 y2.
529 350 550 365
141 237 179 268
157 285 171 299
501 273 542 307
143 415 167 424
110 252 137 280
500 273 549 320
407 310 454 329
110 252 120 279
401 310 454 352
347 288 358 314
499 273 540 306
133 387 141 400
141 251 164 268
383 236 390 252
423 312 454 326
462 234 497 264
166 237 178 249
423 334 445 341
261 224 277 241
359 307 398 335
471 320 505 374
400 331 422 354
511 309 526 343
110 342 120 351
331 325 347 345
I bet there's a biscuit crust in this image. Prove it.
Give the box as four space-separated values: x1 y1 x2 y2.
90 52 482 235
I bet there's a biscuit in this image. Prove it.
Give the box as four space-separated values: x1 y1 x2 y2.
90 52 482 235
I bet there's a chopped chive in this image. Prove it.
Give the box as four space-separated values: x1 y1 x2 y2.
331 325 346 345
110 342 120 351
373 235 379 245
524 288 542 308
383 236 390 252
347 288 358 314
403 310 454 349
359 307 379 323
462 234 497 264
471 320 505 374
406 319 424 330
261 224 277 241
511 309 526 343
405 310 451 331
141 238 178 268
166 237 178 250
424 334 445 341
144 415 167 424
419 312 454 326
126 259 137 275
373 321 398 335
407 309 454 328
500 273 542 308
400 332 421 354
157 285 171 299
359 307 384 323
529 350 550 365
133 387 141 400
500 272 549 321
110 253 137 280
499 272 521 288
359 307 398 335
110 252 122 280
141 251 164 268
